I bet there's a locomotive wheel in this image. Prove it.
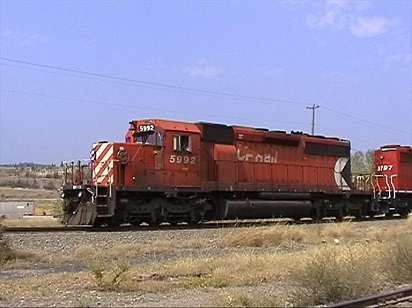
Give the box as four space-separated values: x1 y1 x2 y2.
310 207 326 222
354 208 366 220
399 208 410 219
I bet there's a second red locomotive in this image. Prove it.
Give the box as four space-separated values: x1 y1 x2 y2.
61 118 410 226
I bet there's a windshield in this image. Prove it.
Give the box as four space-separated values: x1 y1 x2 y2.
135 131 163 146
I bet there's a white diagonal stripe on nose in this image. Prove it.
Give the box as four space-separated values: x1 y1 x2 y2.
92 143 114 183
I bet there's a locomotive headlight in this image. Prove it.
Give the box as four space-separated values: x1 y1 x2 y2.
380 156 384 160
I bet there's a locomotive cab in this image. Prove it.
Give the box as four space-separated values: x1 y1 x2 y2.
128 119 202 189
373 145 412 217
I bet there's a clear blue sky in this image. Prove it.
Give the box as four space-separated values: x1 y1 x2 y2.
0 0 411 164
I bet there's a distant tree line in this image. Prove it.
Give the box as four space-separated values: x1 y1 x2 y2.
0 163 58 167
0 178 57 190
351 150 374 174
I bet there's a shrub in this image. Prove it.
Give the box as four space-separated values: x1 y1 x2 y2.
88 259 131 290
289 243 381 306
381 236 412 284
0 219 16 263
223 291 287 308
405 216 412 230
43 181 57 190
52 199 65 220
320 221 355 241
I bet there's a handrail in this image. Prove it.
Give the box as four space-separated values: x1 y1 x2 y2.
390 174 397 199
373 174 383 199
370 173 376 199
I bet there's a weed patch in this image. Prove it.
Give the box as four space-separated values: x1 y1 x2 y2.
143 250 294 290
0 219 16 263
318 221 356 242
381 235 412 284
289 243 381 306
88 259 131 290
222 290 288 308
218 225 304 248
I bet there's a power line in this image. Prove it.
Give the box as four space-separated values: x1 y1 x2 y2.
321 106 410 137
0 88 307 126
1 57 411 137
0 57 307 107
316 124 378 148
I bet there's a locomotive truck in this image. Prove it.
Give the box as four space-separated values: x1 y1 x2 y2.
61 118 411 226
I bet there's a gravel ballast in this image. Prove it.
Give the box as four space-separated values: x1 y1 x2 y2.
1 218 410 307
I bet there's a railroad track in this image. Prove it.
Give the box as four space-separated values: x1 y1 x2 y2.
1 215 406 233
328 286 412 308
2 219 293 233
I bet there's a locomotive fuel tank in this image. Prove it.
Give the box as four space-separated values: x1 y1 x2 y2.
221 200 312 219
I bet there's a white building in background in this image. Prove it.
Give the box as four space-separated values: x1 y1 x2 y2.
0 201 34 218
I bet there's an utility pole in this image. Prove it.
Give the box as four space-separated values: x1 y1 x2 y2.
306 104 319 135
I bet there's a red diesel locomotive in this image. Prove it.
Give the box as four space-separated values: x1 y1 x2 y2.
373 145 412 217
61 118 411 226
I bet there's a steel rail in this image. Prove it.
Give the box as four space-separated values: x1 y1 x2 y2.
2 226 94 233
2 220 287 233
328 286 412 308
2 214 407 233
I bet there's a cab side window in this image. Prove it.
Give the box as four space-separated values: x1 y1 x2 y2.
173 135 191 153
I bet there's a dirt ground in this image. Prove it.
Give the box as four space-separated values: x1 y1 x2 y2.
1 217 411 307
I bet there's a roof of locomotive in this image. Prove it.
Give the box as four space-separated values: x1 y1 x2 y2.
379 144 412 152
129 119 200 133
128 118 350 145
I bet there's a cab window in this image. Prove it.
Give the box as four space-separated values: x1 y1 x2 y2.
173 135 191 153
135 132 163 146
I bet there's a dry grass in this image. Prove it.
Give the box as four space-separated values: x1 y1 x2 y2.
180 238 207 249
289 243 382 306
217 221 359 249
218 224 305 248
317 221 356 240
1 218 44 265
88 259 131 290
0 187 59 200
1 217 63 228
0 272 91 297
405 215 412 230
218 218 412 249
75 245 97 263
97 240 175 261
380 235 412 284
133 249 295 290
221 289 288 307
3 218 412 306
75 239 208 263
